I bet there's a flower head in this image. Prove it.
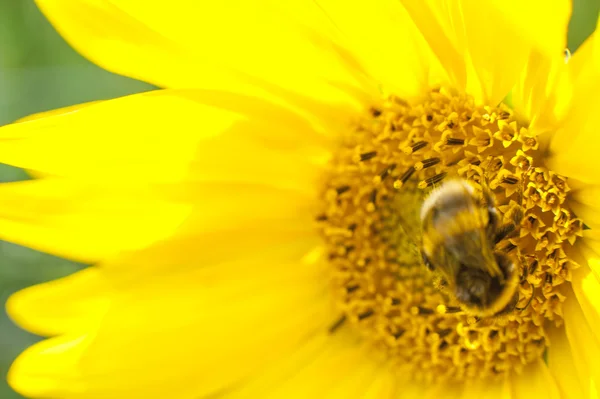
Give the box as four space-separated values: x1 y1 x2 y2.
0 0 598 398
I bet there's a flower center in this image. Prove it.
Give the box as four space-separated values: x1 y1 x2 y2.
317 88 582 383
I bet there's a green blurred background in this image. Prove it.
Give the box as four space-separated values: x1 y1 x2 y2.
0 0 598 398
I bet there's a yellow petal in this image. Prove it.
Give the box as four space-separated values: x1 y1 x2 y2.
509 359 560 399
9 253 332 399
487 0 571 58
563 285 600 397
0 88 335 264
223 328 399 399
0 179 190 263
0 89 338 190
8 333 93 398
547 17 600 183
34 0 378 102
400 0 570 105
0 176 320 266
511 49 571 135
399 0 466 93
14 101 102 179
570 242 600 339
547 326 586 399
7 267 110 337
15 101 101 123
311 0 449 98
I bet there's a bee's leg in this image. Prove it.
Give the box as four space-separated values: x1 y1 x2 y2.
515 289 535 311
495 291 519 315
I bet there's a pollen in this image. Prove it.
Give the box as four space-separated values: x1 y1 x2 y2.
317 88 582 383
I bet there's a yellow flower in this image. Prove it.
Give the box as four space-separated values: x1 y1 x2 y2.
0 0 598 398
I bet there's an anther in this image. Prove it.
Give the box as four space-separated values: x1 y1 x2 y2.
391 298 401 305
403 140 428 154
414 157 441 171
328 315 347 334
370 107 382 117
358 309 374 320
498 111 510 120
528 260 539 275
379 164 396 181
315 214 327 221
336 185 350 195
348 223 357 231
444 306 462 314
439 341 449 350
489 330 499 339
417 306 435 315
502 176 519 185
394 166 416 189
446 137 465 146
438 328 453 338
359 151 378 161
418 172 447 189
369 189 378 205
426 115 433 122
346 284 360 293
393 329 406 339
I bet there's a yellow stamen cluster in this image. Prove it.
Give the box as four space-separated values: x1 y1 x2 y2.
317 88 582 382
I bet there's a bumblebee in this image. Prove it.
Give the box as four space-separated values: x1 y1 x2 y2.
420 179 521 317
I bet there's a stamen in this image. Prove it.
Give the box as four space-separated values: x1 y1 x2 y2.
414 157 441 171
412 306 435 315
438 328 453 338
336 185 350 195
358 309 374 320
393 166 416 189
446 137 465 146
378 164 396 181
359 151 378 161
369 189 378 205
393 329 406 339
418 172 447 189
403 140 428 154
502 176 519 185
328 315 347 334
346 284 360 293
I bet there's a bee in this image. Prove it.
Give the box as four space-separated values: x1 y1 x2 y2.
420 179 521 317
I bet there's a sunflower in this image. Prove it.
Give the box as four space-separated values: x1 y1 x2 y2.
0 0 598 398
